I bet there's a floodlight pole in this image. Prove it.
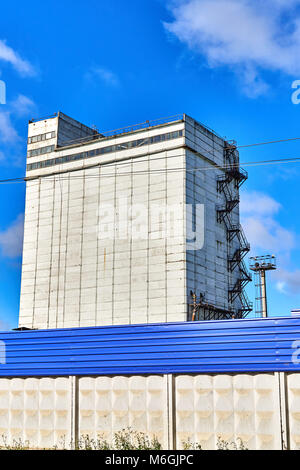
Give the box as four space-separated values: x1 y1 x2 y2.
249 255 277 319
261 270 267 318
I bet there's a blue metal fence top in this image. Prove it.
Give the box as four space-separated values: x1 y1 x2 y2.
0 317 299 377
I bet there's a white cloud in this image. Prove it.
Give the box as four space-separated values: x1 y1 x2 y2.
241 190 295 253
0 95 36 166
240 191 281 217
85 66 120 87
276 281 287 294
241 190 300 294
0 214 24 258
274 269 300 295
165 0 300 96
0 95 35 145
0 42 37 167
0 40 35 76
10 94 35 117
242 215 295 253
0 112 20 143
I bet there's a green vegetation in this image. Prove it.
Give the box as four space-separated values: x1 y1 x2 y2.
0 430 248 450
183 436 248 450
76 428 161 450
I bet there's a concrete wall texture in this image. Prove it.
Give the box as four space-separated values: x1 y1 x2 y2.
0 372 298 450
19 113 245 329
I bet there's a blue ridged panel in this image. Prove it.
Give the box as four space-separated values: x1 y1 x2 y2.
0 317 299 376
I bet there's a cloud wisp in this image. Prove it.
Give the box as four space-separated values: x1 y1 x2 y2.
240 191 295 253
0 111 20 144
0 40 37 166
165 0 300 97
0 94 36 166
85 66 120 87
10 94 36 117
0 40 35 76
0 214 24 259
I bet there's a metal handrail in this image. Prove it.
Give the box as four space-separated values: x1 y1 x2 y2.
58 114 185 148
240 259 252 282
239 290 253 313
29 113 58 123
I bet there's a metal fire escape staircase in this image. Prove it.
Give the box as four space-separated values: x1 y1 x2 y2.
216 141 253 318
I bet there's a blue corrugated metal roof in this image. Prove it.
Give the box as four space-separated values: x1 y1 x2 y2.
0 317 299 377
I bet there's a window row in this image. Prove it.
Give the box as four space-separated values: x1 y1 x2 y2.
28 145 55 158
27 130 183 171
28 131 56 145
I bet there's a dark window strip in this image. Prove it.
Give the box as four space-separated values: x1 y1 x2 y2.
27 130 183 171
28 131 56 145
28 145 55 158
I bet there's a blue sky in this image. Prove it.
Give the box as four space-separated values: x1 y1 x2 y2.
0 0 300 328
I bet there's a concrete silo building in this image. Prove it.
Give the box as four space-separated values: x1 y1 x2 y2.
19 112 251 329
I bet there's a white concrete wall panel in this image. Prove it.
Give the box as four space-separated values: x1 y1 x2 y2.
78 375 168 448
286 373 300 449
174 374 282 450
0 377 71 449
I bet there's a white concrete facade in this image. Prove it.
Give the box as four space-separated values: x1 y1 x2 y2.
19 113 246 329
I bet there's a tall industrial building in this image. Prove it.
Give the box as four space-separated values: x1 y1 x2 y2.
19 112 252 329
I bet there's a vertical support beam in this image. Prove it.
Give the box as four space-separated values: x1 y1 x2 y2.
70 376 79 450
165 374 176 450
280 372 290 450
275 372 289 450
